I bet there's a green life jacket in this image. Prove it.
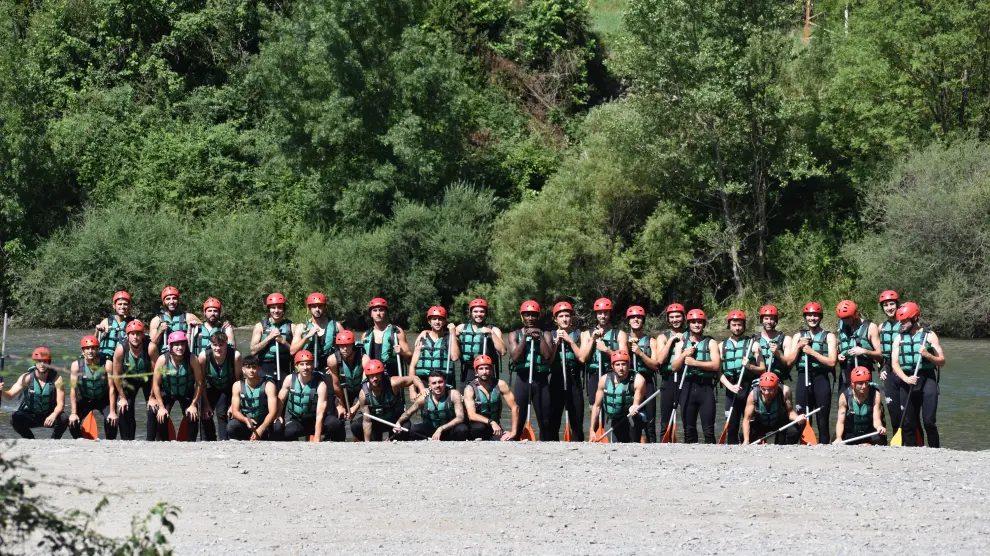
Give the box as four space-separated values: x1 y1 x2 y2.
551 329 583 373
122 337 152 386
758 332 790 379
361 325 399 373
470 378 502 420
421 386 456 429
286 373 320 420
157 310 188 348
260 319 294 364
879 320 898 363
192 322 230 356
239 379 269 422
603 372 635 419
629 334 653 376
303 320 337 368
798 329 833 375
684 336 715 379
721 336 758 385
844 386 877 436
206 350 236 390
161 353 195 399
838 319 875 369
334 349 364 402
658 330 687 376
414 332 454 385
363 381 403 422
587 328 621 376
459 323 496 365
98 315 134 359
511 330 549 375
76 355 109 401
19 368 58 415
752 385 784 429
897 328 937 377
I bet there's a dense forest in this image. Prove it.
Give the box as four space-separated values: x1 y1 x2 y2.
1 0 988 335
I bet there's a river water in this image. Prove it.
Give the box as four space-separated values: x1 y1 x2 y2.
1 328 985 450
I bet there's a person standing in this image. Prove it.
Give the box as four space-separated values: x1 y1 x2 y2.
671 309 721 443
249 293 293 384
718 311 765 444
626 306 659 442
68 335 117 439
95 291 135 360
148 331 203 441
409 306 460 390
508 300 555 441
788 302 837 442
580 298 628 407
148 286 201 362
655 303 687 434
112 320 153 440
550 301 586 441
455 298 506 386
890 302 946 447
877 290 902 429
192 298 235 357
290 292 343 375
835 300 882 392
360 298 412 381
757 305 792 382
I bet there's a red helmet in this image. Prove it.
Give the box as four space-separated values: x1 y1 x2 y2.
665 303 686 315
125 320 146 334
266 292 286 306
112 290 131 304
802 302 823 315
364 359 385 375
759 372 779 388
896 302 920 321
161 286 180 302
593 298 613 311
32 347 52 361
726 310 746 322
850 366 872 383
294 350 314 363
610 350 630 364
836 300 857 319
626 305 646 318
686 309 706 322
335 331 355 345
553 301 573 316
307 292 327 306
519 300 541 314
368 297 388 311
474 354 493 369
468 298 488 310
759 305 778 317
427 306 447 319
879 290 899 304
80 335 99 348
203 297 222 312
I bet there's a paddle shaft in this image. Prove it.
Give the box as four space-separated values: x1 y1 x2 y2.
363 413 430 440
894 332 930 435
560 338 569 428
663 356 691 435
598 382 663 439
721 344 750 434
525 339 535 426
751 407 822 445
1 313 8 377
840 431 878 445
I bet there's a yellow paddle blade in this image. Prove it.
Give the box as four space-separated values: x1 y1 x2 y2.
81 412 98 440
799 420 817 446
890 429 903 447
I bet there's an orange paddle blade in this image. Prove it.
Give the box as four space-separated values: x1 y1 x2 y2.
717 422 729 445
81 412 98 440
563 423 572 442
799 420 817 445
594 422 607 443
167 419 177 441
176 416 189 441
309 434 318 442
519 422 536 442
661 422 678 443
639 435 645 444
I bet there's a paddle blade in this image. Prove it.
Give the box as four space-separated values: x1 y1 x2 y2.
718 422 729 445
661 422 677 443
799 420 817 446
639 435 645 444
890 429 904 447
563 423 572 442
916 429 924 446
176 416 189 441
519 422 537 442
309 434 318 442
81 412 98 440
167 419 177 441
594 423 607 443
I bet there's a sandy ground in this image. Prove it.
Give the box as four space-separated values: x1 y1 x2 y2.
4 441 988 555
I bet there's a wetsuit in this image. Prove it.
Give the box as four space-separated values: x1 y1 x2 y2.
351 382 407 441
147 353 198 442
629 334 656 442
602 372 643 443
657 330 686 434
794 329 833 442
68 355 117 439
11 368 68 439
897 328 939 447
748 385 799 445
879 319 901 430
551 329 584 441
459 323 500 385
840 385 887 445
258 318 293 384
201 350 236 441
467 378 504 440
409 386 469 441
226 379 282 440
721 336 760 445
680 336 717 444
511 331 555 441
118 337 153 440
586 329 621 405
837 319 875 390
282 373 345 441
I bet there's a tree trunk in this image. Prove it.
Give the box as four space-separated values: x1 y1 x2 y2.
713 140 746 297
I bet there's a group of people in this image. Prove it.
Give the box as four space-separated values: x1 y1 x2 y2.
0 287 945 447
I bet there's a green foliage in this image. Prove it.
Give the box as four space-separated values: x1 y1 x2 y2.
847 140 990 337
0 449 177 555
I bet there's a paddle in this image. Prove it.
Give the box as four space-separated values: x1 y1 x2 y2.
561 338 572 442
596 383 663 441
718 338 750 444
593 341 606 442
840 431 877 445
890 332 929 447
661 343 690 443
274 331 282 383
799 340 817 446
81 412 99 440
519 339 537 441
1 313 8 408
750 407 822 445
167 417 177 441
363 413 431 440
